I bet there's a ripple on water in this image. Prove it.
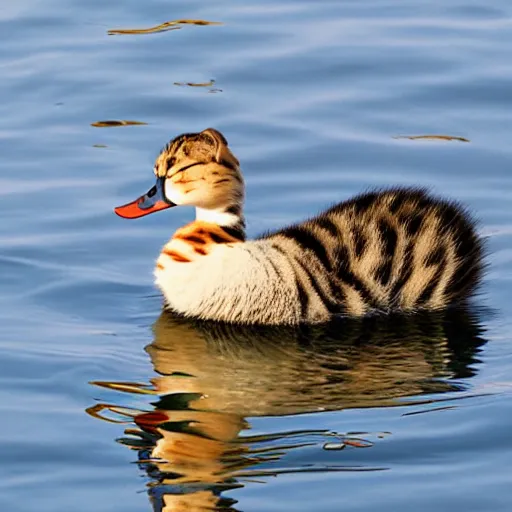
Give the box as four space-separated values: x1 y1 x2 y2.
1 0 512 511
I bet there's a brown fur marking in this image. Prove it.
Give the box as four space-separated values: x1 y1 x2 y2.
163 248 191 263
171 221 241 257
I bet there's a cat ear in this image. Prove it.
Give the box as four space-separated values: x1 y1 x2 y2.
201 128 239 169
202 127 228 147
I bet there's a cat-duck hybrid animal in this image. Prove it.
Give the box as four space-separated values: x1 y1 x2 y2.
114 128 483 325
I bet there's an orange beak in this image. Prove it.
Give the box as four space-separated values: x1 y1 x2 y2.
114 178 175 219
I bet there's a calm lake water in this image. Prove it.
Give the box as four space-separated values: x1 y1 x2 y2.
2 1 512 511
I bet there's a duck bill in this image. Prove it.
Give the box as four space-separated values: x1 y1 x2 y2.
114 178 175 219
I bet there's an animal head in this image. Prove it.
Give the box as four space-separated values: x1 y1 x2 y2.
114 128 243 218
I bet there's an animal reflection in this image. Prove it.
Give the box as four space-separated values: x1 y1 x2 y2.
88 309 485 511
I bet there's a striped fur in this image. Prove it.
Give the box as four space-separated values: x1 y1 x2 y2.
152 129 484 325
262 188 484 320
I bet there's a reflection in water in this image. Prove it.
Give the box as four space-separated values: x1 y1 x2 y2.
173 80 222 94
88 309 485 511
91 120 148 128
108 20 223 36
174 80 216 88
393 134 470 143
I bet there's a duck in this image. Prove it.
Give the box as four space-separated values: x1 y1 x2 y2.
114 128 484 325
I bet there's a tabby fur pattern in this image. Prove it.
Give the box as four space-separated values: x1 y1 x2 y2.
151 129 484 325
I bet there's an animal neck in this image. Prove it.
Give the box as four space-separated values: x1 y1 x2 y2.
195 205 246 241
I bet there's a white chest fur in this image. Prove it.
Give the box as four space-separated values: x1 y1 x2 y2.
154 240 301 325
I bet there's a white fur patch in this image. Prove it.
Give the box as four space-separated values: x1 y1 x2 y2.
154 241 301 325
195 207 239 227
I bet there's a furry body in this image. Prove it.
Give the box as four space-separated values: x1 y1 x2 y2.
114 128 483 325
155 187 483 325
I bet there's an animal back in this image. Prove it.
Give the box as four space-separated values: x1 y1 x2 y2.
263 188 483 320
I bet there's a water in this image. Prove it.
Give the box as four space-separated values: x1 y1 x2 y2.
1 1 512 510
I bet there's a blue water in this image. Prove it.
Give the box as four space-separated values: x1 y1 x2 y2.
2 1 512 510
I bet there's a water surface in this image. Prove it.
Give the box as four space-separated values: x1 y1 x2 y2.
1 1 512 511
